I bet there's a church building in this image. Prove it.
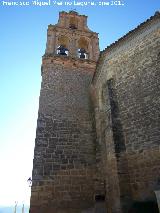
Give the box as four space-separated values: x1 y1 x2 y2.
30 11 160 213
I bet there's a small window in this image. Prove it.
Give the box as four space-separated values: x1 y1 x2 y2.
95 194 105 202
69 24 77 30
69 17 78 30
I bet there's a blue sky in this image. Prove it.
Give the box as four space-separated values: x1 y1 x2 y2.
0 0 159 210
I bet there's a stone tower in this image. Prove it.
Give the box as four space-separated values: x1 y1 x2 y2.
30 11 100 213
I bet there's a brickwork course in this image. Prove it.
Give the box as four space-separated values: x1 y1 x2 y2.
30 11 160 213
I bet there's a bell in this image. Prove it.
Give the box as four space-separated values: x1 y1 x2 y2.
78 48 86 59
57 45 68 55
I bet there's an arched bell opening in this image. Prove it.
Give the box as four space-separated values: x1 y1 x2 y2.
57 35 69 56
78 37 89 59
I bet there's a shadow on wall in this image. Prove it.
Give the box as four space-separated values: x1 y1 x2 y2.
128 201 159 213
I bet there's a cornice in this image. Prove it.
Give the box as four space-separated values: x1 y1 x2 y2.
102 11 160 55
47 24 98 35
41 54 97 75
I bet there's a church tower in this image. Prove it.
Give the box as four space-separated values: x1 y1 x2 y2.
30 11 100 213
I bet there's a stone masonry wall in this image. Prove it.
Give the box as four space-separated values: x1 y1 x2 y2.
92 15 160 213
30 56 98 213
